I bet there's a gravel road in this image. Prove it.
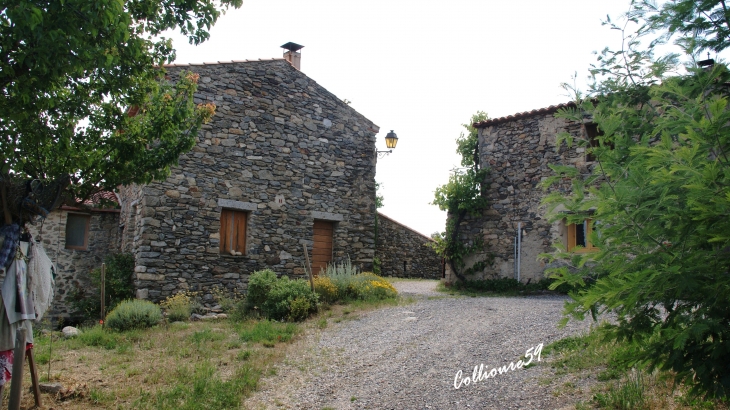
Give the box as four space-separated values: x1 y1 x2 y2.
244 280 595 410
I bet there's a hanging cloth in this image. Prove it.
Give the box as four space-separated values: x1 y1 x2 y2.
28 240 55 322
1 242 35 324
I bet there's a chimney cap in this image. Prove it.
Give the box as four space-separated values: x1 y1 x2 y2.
281 42 304 52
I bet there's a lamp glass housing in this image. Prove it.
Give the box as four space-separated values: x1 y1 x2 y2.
385 130 398 149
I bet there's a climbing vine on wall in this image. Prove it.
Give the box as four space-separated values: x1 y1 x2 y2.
430 112 489 281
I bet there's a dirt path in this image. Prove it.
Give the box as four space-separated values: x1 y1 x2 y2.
244 280 593 410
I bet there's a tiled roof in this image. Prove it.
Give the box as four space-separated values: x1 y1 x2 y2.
473 102 576 128
163 58 286 68
81 191 119 206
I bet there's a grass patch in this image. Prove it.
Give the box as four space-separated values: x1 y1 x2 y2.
437 277 563 297
239 320 299 345
17 318 299 409
543 326 729 409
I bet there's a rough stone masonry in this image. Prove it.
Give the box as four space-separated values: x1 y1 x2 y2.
119 59 379 302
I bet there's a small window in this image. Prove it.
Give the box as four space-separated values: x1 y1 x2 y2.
220 209 247 255
567 218 599 252
65 213 90 250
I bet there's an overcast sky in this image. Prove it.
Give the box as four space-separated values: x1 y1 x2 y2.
167 0 636 237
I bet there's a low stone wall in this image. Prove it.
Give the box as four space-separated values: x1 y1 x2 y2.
376 213 442 279
28 208 121 318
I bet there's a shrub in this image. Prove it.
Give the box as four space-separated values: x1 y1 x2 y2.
355 272 398 300
288 297 312 322
261 277 318 321
70 253 135 322
313 276 338 304
211 286 243 313
160 292 195 322
105 299 162 331
245 269 278 312
321 256 360 299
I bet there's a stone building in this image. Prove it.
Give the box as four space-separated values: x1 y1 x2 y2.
28 193 121 317
118 57 380 301
445 103 595 283
376 212 442 279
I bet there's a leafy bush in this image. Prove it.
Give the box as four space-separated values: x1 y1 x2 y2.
313 276 338 304
288 297 312 322
70 253 135 322
449 278 557 295
321 263 397 302
354 272 398 300
261 277 318 321
243 270 318 321
105 299 162 331
160 292 195 322
244 269 278 312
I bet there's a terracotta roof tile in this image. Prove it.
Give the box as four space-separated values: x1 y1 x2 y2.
473 102 576 128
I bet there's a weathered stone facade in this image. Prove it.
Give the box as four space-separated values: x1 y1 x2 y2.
28 207 121 317
447 104 592 283
120 59 379 301
375 212 442 279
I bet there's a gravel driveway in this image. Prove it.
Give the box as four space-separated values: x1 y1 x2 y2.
244 280 594 410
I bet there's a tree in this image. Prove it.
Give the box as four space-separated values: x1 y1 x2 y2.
542 0 730 397
0 0 242 224
430 111 489 281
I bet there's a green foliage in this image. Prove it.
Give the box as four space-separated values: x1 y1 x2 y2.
319 258 398 302
543 4 730 398
244 269 318 322
375 181 384 208
430 111 490 279
142 362 258 410
0 0 241 207
261 277 318 322
445 277 558 296
372 256 382 275
244 269 278 312
630 0 730 54
78 325 120 350
593 371 647 410
105 299 162 331
238 320 299 344
71 253 135 322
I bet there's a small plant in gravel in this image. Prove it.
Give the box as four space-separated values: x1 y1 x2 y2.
105 299 162 331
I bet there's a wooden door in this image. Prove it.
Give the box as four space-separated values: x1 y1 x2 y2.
312 220 334 276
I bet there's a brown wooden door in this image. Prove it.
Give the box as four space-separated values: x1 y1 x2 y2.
312 220 334 276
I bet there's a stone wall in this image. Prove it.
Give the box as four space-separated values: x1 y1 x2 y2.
446 108 592 283
123 59 379 302
28 207 121 318
376 212 442 279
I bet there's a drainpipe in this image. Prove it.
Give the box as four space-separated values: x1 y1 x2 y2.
514 236 517 279
517 222 522 283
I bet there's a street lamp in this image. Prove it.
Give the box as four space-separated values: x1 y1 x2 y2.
377 130 398 158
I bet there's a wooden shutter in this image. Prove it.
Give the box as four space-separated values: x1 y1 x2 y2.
567 222 576 251
220 209 246 255
312 220 334 276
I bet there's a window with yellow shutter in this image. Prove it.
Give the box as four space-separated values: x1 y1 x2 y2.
567 218 599 252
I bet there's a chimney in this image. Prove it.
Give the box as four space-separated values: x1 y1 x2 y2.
281 42 304 70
